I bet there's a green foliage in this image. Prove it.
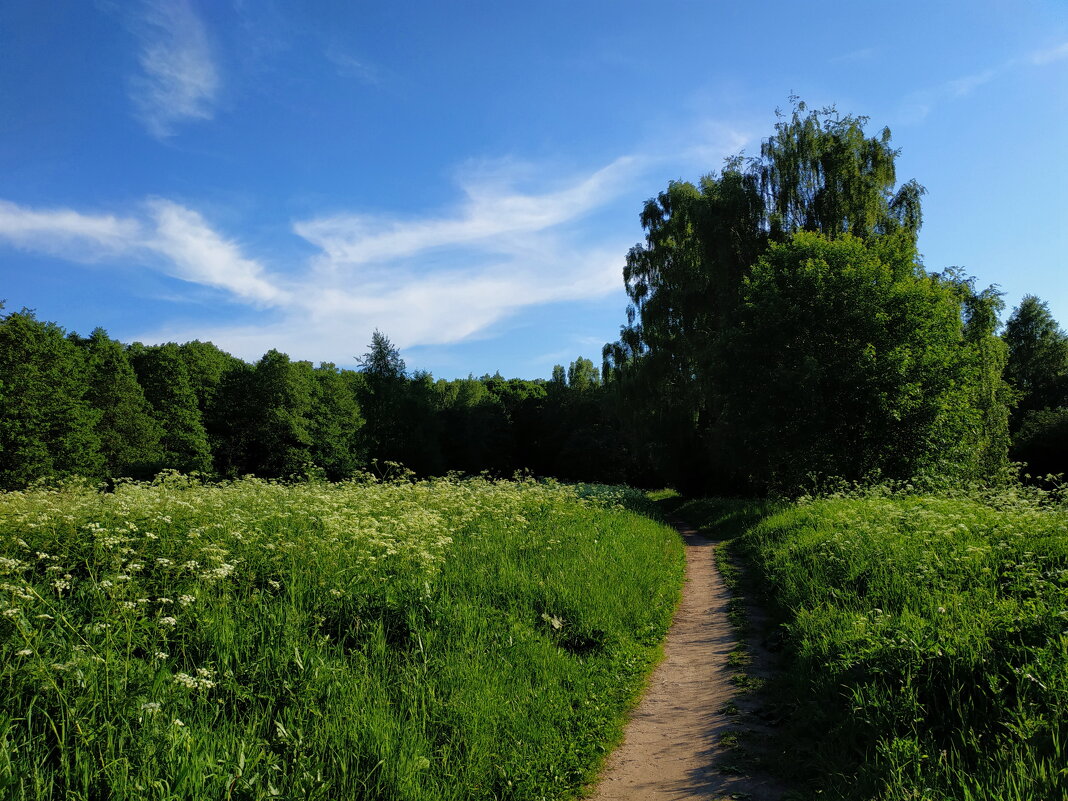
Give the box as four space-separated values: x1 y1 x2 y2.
671 496 782 541
997 296 1068 478
243 350 316 478
357 329 406 381
355 332 431 470
566 357 600 391
309 363 365 480
0 310 103 488
73 329 163 479
758 100 925 241
729 490 1068 800
720 232 1010 489
128 343 213 475
0 477 684 800
1003 295 1068 420
201 360 255 477
176 341 244 421
0 307 637 488
432 378 513 474
604 100 1007 495
1013 408 1068 480
176 340 246 468
603 169 763 492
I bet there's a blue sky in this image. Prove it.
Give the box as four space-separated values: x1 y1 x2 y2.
1 0 1065 379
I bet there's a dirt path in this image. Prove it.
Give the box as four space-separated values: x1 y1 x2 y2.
588 521 786 801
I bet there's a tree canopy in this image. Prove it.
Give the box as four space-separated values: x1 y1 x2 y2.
604 100 1008 493
1003 294 1068 417
0 101 1050 493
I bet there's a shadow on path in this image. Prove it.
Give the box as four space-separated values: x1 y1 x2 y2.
587 521 788 801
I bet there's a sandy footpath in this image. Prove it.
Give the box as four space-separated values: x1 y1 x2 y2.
588 520 786 801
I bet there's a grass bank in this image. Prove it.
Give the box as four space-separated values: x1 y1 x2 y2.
0 475 684 800
673 490 1068 800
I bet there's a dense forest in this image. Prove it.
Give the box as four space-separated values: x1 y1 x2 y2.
0 319 631 489
2 103 1066 494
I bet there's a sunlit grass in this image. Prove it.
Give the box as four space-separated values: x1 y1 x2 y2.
0 474 684 800
702 489 1068 800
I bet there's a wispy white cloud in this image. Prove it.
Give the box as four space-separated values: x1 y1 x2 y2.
146 199 288 305
0 201 142 257
131 247 625 363
295 157 639 267
829 47 877 65
900 39 1067 124
129 0 219 138
324 46 382 85
0 115 780 364
900 66 1001 123
0 198 286 309
944 68 1000 98
140 249 625 362
0 104 758 362
0 157 638 362
1031 41 1068 65
674 122 750 170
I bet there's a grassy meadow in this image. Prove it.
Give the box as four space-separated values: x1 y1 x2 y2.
677 489 1068 800
0 475 684 800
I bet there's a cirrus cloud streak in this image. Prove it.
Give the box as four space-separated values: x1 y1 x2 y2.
128 0 220 138
0 157 654 363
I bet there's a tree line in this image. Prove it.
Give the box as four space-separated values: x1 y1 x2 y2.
2 101 1065 494
602 100 1068 494
0 316 634 490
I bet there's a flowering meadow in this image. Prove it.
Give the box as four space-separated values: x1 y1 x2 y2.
0 474 684 800
682 489 1068 800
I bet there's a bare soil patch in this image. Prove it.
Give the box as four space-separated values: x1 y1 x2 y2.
587 521 787 801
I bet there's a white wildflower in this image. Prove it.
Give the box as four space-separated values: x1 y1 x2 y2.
0 557 28 573
174 668 215 690
200 563 235 580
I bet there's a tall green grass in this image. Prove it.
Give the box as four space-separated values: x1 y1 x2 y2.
688 490 1068 800
0 475 684 800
